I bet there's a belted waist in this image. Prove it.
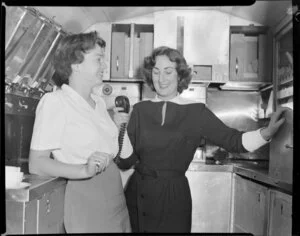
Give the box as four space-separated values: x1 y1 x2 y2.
135 163 184 178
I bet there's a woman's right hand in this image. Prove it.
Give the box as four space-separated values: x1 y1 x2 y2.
84 151 114 178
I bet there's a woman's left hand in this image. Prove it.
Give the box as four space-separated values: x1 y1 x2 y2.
261 107 287 141
112 107 131 130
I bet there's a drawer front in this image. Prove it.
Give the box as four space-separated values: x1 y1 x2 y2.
37 185 65 233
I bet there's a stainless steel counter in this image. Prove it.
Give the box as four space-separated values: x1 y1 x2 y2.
233 165 292 195
188 161 292 195
6 162 292 204
188 161 234 172
6 174 67 202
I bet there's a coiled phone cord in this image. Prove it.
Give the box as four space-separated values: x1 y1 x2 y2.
114 122 127 165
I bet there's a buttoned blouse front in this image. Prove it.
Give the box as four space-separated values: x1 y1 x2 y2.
30 84 132 164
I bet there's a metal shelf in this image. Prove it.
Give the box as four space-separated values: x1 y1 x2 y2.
277 94 293 100
278 76 293 86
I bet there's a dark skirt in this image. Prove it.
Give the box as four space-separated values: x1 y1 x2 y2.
125 170 192 233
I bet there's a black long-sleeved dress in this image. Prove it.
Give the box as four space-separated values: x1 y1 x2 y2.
118 99 248 233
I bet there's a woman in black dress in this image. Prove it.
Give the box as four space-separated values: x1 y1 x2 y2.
117 46 286 233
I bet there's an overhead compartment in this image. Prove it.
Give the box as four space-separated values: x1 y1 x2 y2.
154 10 230 83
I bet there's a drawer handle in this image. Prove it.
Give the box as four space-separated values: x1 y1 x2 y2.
235 58 239 75
46 199 51 214
116 56 119 71
285 144 293 149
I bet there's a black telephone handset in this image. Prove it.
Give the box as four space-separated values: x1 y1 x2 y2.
114 96 130 165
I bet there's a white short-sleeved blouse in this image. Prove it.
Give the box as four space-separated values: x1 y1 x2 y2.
30 84 133 164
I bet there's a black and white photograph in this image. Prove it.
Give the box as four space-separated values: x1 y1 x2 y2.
2 2 298 235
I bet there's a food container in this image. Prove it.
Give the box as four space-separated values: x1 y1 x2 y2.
5 165 24 189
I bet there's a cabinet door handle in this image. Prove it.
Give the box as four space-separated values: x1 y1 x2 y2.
235 57 239 75
116 56 119 71
285 144 293 149
46 199 51 214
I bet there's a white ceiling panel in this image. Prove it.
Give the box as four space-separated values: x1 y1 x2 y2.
35 6 95 33
34 2 292 33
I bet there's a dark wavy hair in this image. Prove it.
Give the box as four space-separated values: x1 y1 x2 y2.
52 31 106 87
137 46 192 93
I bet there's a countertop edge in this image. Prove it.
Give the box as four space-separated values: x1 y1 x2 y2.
187 162 292 194
6 176 67 202
6 163 292 202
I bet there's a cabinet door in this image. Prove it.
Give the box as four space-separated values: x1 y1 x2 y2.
111 32 126 78
37 185 66 234
5 201 25 234
229 34 248 81
154 10 229 82
269 108 293 184
267 190 292 236
24 199 38 233
184 12 229 82
186 171 232 232
233 174 268 236
229 27 270 82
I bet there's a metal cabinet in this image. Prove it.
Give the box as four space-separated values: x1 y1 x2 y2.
110 24 154 80
154 10 230 83
6 199 38 234
272 14 293 110
229 25 271 82
185 171 232 233
232 174 268 236
269 107 293 185
5 183 66 234
268 12 293 186
37 184 65 234
267 190 292 236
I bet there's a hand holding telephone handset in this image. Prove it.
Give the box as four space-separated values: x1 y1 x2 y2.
114 96 130 165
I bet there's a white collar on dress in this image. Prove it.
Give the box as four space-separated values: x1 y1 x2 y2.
150 93 198 105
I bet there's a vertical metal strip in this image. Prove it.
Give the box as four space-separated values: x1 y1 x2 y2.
5 8 28 50
19 22 46 70
129 23 134 78
229 173 235 232
22 203 25 234
33 30 61 82
177 16 184 55
36 199 39 233
18 24 53 77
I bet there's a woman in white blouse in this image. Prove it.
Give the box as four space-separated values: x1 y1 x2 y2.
29 31 133 233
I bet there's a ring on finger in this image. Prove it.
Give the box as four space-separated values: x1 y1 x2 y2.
96 163 101 172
